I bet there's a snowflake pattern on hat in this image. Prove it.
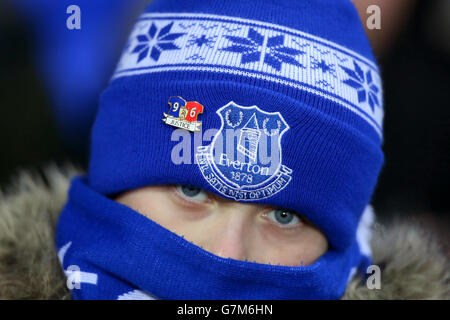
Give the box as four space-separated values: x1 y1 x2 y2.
115 13 383 136
132 22 185 62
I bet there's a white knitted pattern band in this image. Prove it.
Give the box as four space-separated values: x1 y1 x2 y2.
114 13 383 136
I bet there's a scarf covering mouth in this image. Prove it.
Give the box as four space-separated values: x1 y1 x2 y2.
56 176 370 300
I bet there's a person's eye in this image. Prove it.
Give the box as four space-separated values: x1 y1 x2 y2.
176 185 208 202
265 209 303 227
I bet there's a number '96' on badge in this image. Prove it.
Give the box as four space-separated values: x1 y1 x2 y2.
163 96 204 132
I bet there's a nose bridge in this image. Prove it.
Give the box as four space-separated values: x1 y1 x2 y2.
209 202 255 260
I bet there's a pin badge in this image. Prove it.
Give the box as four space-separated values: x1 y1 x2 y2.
163 96 204 132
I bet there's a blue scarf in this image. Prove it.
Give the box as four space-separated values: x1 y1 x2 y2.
56 176 368 300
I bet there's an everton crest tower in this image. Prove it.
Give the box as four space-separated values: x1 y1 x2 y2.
237 113 261 162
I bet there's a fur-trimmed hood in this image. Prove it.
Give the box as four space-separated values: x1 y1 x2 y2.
0 166 448 300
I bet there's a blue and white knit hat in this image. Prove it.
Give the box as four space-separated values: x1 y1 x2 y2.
89 0 383 249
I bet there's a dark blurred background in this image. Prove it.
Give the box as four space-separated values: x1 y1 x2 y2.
0 2 68 182
0 1 449 243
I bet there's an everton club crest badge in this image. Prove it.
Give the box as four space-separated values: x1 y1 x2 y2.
196 101 292 201
163 96 204 132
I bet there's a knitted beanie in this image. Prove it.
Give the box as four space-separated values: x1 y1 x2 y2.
88 0 384 252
